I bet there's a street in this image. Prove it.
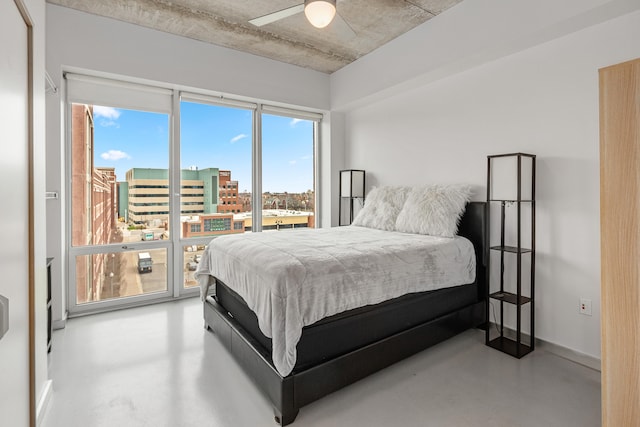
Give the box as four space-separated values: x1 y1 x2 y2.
100 224 203 300
111 225 169 298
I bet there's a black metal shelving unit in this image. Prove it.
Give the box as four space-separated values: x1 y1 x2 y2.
486 153 536 358
46 257 53 353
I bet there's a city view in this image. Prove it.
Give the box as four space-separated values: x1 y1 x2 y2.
71 101 316 305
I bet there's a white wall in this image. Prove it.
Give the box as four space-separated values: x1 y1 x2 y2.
0 0 49 425
46 4 332 325
337 7 640 358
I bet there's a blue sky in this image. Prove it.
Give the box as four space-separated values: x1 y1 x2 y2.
92 102 314 193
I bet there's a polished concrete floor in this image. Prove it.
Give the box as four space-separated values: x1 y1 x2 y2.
42 297 601 427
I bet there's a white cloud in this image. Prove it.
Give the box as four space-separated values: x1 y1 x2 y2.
99 120 119 128
93 106 121 120
290 118 303 127
93 106 121 128
230 133 248 143
100 150 131 161
289 155 310 165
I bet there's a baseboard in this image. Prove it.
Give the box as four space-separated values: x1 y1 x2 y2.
52 318 66 330
488 323 601 371
36 379 53 426
537 339 601 372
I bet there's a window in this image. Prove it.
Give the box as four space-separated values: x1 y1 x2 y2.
180 98 253 241
66 73 172 313
66 73 321 313
261 107 319 230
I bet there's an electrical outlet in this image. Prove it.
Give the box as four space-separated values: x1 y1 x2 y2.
579 298 592 316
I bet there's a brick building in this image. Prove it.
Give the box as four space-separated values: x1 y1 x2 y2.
217 170 243 214
70 104 118 304
181 213 246 238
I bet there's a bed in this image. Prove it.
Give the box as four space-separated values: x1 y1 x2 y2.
198 195 487 425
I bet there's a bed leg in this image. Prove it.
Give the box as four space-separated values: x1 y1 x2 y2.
274 408 299 426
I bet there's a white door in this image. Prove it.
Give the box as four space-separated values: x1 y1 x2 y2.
0 0 32 425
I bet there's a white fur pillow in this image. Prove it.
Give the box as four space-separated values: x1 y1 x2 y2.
351 186 411 231
395 184 472 237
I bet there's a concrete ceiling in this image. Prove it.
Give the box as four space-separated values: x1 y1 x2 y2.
47 0 463 74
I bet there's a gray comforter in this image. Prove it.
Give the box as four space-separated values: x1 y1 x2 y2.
196 226 475 376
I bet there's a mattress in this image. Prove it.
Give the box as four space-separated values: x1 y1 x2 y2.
196 226 476 376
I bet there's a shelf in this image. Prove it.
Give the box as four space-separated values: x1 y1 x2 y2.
489 291 531 305
486 152 535 359
490 245 532 254
487 336 532 359
46 257 53 354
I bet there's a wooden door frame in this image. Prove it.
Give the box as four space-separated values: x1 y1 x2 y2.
599 57 640 427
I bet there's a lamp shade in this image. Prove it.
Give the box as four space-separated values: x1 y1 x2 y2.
489 154 534 201
304 0 337 28
340 170 365 198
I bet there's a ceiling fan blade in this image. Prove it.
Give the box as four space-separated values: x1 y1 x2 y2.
329 12 356 38
249 4 305 27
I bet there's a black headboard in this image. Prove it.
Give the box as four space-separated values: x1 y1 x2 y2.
457 201 488 301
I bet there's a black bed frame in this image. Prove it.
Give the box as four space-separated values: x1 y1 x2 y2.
203 202 488 425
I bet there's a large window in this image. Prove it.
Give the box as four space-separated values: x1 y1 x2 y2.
179 99 253 238
66 74 321 312
66 74 174 312
179 97 254 288
69 104 171 305
71 104 171 245
262 112 315 231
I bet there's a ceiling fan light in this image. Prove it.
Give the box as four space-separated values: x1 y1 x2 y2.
304 0 337 29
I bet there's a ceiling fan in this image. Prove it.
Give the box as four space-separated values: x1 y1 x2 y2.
249 0 355 37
